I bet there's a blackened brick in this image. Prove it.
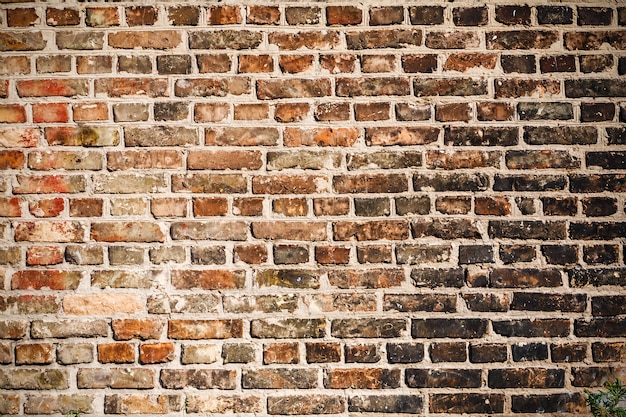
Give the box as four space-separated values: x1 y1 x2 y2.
411 319 487 339
501 55 536 74
407 368 480 388
512 293 586 312
537 6 573 24
488 368 564 388
551 343 588 363
512 393 587 413
493 319 570 337
499 245 536 264
578 7 613 26
409 6 444 25
453 7 488 26
583 245 619 265
575 318 626 337
592 296 626 316
512 343 549 361
470 344 507 363
569 267 626 287
387 343 424 363
429 342 467 363
459 245 494 264
541 245 578 265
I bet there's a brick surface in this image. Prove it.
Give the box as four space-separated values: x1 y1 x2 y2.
0 2 624 415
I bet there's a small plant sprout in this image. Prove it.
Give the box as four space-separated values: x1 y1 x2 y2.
586 379 626 417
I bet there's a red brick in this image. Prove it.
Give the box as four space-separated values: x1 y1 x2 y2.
168 6 200 26
17 79 88 97
264 342 299 364
7 8 38 27
95 78 168 97
0 56 30 75
239 55 273 73
15 221 85 242
234 244 268 264
73 102 109 121
248 6 280 25
140 343 175 364
315 246 350 264
284 127 359 147
168 320 243 339
327 6 362 25
98 343 135 364
273 198 308 216
125 6 157 26
25 246 64 266
253 175 328 194
151 198 187 218
15 343 54 365
0 197 21 217
12 269 80 289
269 31 340 50
320 54 356 73
208 5 242 25
112 319 164 341
32 103 69 123
15 175 85 194
46 8 80 26
280 54 314 73
0 127 39 147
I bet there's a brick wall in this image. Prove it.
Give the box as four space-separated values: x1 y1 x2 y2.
1 0 625 415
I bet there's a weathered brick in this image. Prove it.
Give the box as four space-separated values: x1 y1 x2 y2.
252 319 325 339
187 395 262 414
267 395 345 415
168 320 243 340
171 221 247 240
105 395 182 414
0 32 46 51
415 77 487 96
346 30 421 49
0 369 69 390
488 368 565 388
426 31 480 49
325 368 400 389
431 393 504 414
64 294 143 316
412 319 487 339
77 368 154 389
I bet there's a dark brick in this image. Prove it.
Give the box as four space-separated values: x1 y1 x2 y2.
369 7 404 26
410 268 464 288
345 344 380 363
489 220 566 240
493 319 570 337
537 6 573 24
409 6 444 25
395 245 451 265
541 245 578 265
518 102 573 120
411 319 487 339
354 198 390 217
402 54 437 73
551 343 588 363
430 393 504 414
346 29 422 50
608 128 626 145
570 174 626 194
495 174 566 191
582 197 618 217
581 103 615 122
470 344 507 363
395 103 431 121
569 267 626 287
357 245 392 264
501 55 536 73
587 152 626 170
490 268 562 288
576 318 626 337
463 293 510 312
583 245 619 265
516 197 537 215
512 393 587 413
324 368 400 389
592 342 626 362
496 5 531 25
489 368 564 388
512 293 586 312
459 245 494 264
541 197 577 216
572 367 623 387
592 296 626 316
387 343 424 363
566 79 626 98
349 395 422 414
540 55 576 73
414 173 489 192
487 30 558 50
429 342 467 363
453 7 488 26
412 218 482 239
445 127 518 146
580 54 614 73
157 55 191 75
578 7 613 26
512 343 548 361
570 222 626 240
407 369 480 388
273 245 309 265
242 369 317 389
499 245 536 264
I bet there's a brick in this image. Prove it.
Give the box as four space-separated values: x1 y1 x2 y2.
425 31 480 49
31 320 108 339
488 368 564 388
248 5 280 25
345 344 380 363
0 32 46 51
187 395 262 414
105 395 182 414
98 343 134 364
17 79 88 97
416 77 488 96
267 395 345 415
112 319 163 341
320 54 356 74
190 30 262 49
168 320 242 340
412 319 487 338
370 7 404 26
234 244 268 264
271 31 340 50
0 56 30 75
15 221 84 242
409 6 444 24
496 5 531 25
0 104 26 123
126 6 157 26
108 150 182 170
346 29 421 50
56 31 104 50
36 55 71 73
349 395 422 414
171 221 247 240
327 6 362 25
252 319 325 339
12 270 80 290
76 56 113 74
537 6 573 24
255 269 317 288
331 319 405 338
77 368 154 389
244 368 317 389
487 30 558 49
581 102 615 122
501 54 536 74
91 222 165 243
205 127 277 146
172 270 244 290
0 369 69 390
325 368 399 389
431 393 504 414
263 342 298 364
139 342 175 364
444 53 498 72
328 268 404 289
108 30 180 49
7 8 38 26
16 343 55 365
222 343 256 363
24 394 94 414
64 294 143 315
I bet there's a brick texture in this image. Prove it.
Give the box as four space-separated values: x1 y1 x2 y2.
0 1 625 416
